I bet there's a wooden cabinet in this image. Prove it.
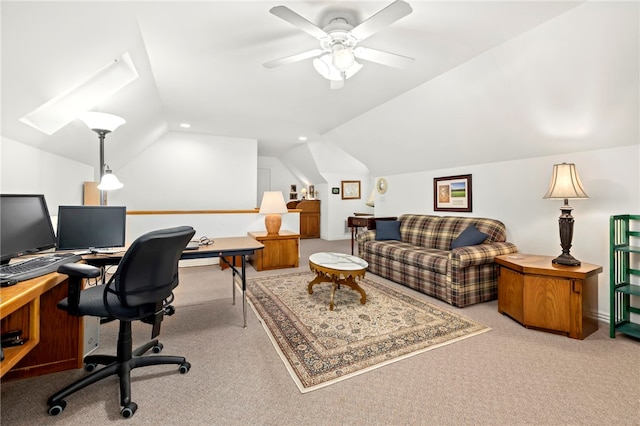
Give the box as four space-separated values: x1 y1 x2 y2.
495 254 602 340
1 273 84 380
247 231 300 271
287 200 320 238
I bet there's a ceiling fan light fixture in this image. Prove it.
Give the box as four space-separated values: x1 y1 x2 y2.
331 43 355 71
313 53 362 82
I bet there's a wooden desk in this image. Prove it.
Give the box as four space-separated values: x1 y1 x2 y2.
495 254 602 340
347 216 397 255
1 272 83 380
247 231 299 271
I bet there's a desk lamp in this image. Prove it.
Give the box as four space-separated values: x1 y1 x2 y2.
259 191 288 235
543 162 589 266
79 112 125 204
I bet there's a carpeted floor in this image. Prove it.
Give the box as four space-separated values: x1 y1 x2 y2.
1 238 639 425
247 272 490 392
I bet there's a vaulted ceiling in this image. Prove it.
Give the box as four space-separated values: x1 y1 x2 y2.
2 1 637 178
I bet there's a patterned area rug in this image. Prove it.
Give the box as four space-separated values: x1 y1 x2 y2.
246 272 490 393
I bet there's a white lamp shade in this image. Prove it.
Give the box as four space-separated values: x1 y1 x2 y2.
543 163 588 199
366 188 375 207
332 44 355 71
312 53 363 81
98 170 124 190
259 191 288 214
79 111 126 133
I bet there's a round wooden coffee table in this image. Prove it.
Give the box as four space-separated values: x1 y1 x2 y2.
308 252 368 311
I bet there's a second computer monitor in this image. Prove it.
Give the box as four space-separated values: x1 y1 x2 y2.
56 206 126 250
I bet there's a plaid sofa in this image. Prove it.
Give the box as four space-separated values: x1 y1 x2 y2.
357 214 518 307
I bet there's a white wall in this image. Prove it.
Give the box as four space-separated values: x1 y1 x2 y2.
257 156 303 205
371 145 640 321
0 137 93 212
107 132 257 210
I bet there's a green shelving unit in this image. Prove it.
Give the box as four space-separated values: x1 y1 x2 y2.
610 214 640 338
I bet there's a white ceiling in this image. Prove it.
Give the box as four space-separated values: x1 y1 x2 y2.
2 1 637 177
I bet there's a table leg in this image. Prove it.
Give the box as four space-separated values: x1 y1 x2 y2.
241 255 247 328
329 281 337 311
340 276 367 305
350 227 355 255
308 273 330 295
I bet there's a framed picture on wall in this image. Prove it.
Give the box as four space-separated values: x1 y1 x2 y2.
434 174 472 212
332 187 340 195
341 180 361 200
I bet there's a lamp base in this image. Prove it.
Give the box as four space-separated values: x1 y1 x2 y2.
552 253 581 266
264 214 282 235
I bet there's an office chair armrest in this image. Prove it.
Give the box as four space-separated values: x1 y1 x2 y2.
57 263 101 316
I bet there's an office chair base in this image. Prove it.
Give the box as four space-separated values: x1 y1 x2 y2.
47 322 190 419
83 339 164 372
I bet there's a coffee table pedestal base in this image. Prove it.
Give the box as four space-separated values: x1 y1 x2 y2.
308 265 366 311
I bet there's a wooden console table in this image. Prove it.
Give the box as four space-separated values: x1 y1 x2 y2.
247 231 300 271
495 254 602 340
1 272 84 380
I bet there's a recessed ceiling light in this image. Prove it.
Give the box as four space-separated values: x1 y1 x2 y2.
298 136 307 141
180 123 191 128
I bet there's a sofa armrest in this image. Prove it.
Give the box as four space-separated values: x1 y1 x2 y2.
356 229 376 243
450 242 519 268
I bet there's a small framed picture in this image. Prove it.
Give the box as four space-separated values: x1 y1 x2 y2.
434 174 472 212
341 180 361 200
332 187 340 195
290 184 297 193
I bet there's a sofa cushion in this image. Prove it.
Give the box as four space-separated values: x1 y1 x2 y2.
450 224 489 249
361 240 450 274
399 215 440 248
375 220 401 241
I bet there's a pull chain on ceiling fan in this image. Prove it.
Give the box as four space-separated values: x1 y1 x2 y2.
263 0 414 89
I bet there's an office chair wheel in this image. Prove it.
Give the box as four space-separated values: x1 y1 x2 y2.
48 400 66 416
152 343 163 353
84 362 98 372
179 362 191 374
165 305 175 316
121 402 138 418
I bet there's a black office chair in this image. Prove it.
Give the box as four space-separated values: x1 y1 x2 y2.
47 226 196 419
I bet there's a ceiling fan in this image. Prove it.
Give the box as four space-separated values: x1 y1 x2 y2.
263 0 414 89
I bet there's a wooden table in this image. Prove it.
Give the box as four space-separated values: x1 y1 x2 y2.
308 252 368 311
247 230 299 271
495 254 602 339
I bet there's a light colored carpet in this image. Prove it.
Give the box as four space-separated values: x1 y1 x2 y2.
1 238 639 425
247 272 490 392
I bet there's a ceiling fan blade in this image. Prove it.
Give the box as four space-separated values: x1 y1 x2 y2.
270 5 328 40
353 46 414 69
263 48 325 68
350 0 413 41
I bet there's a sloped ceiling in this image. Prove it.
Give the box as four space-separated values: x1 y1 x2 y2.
2 1 637 178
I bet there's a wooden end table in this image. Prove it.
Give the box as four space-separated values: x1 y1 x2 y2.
495 254 602 340
247 230 300 271
308 252 368 311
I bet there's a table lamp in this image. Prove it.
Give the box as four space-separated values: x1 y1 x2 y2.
543 162 589 266
259 191 288 235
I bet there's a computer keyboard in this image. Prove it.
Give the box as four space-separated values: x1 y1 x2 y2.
0 253 82 287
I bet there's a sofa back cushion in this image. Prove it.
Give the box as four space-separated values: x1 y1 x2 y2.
399 214 507 250
398 215 440 247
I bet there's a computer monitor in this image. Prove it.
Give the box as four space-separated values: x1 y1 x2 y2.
1 194 57 265
56 206 127 250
